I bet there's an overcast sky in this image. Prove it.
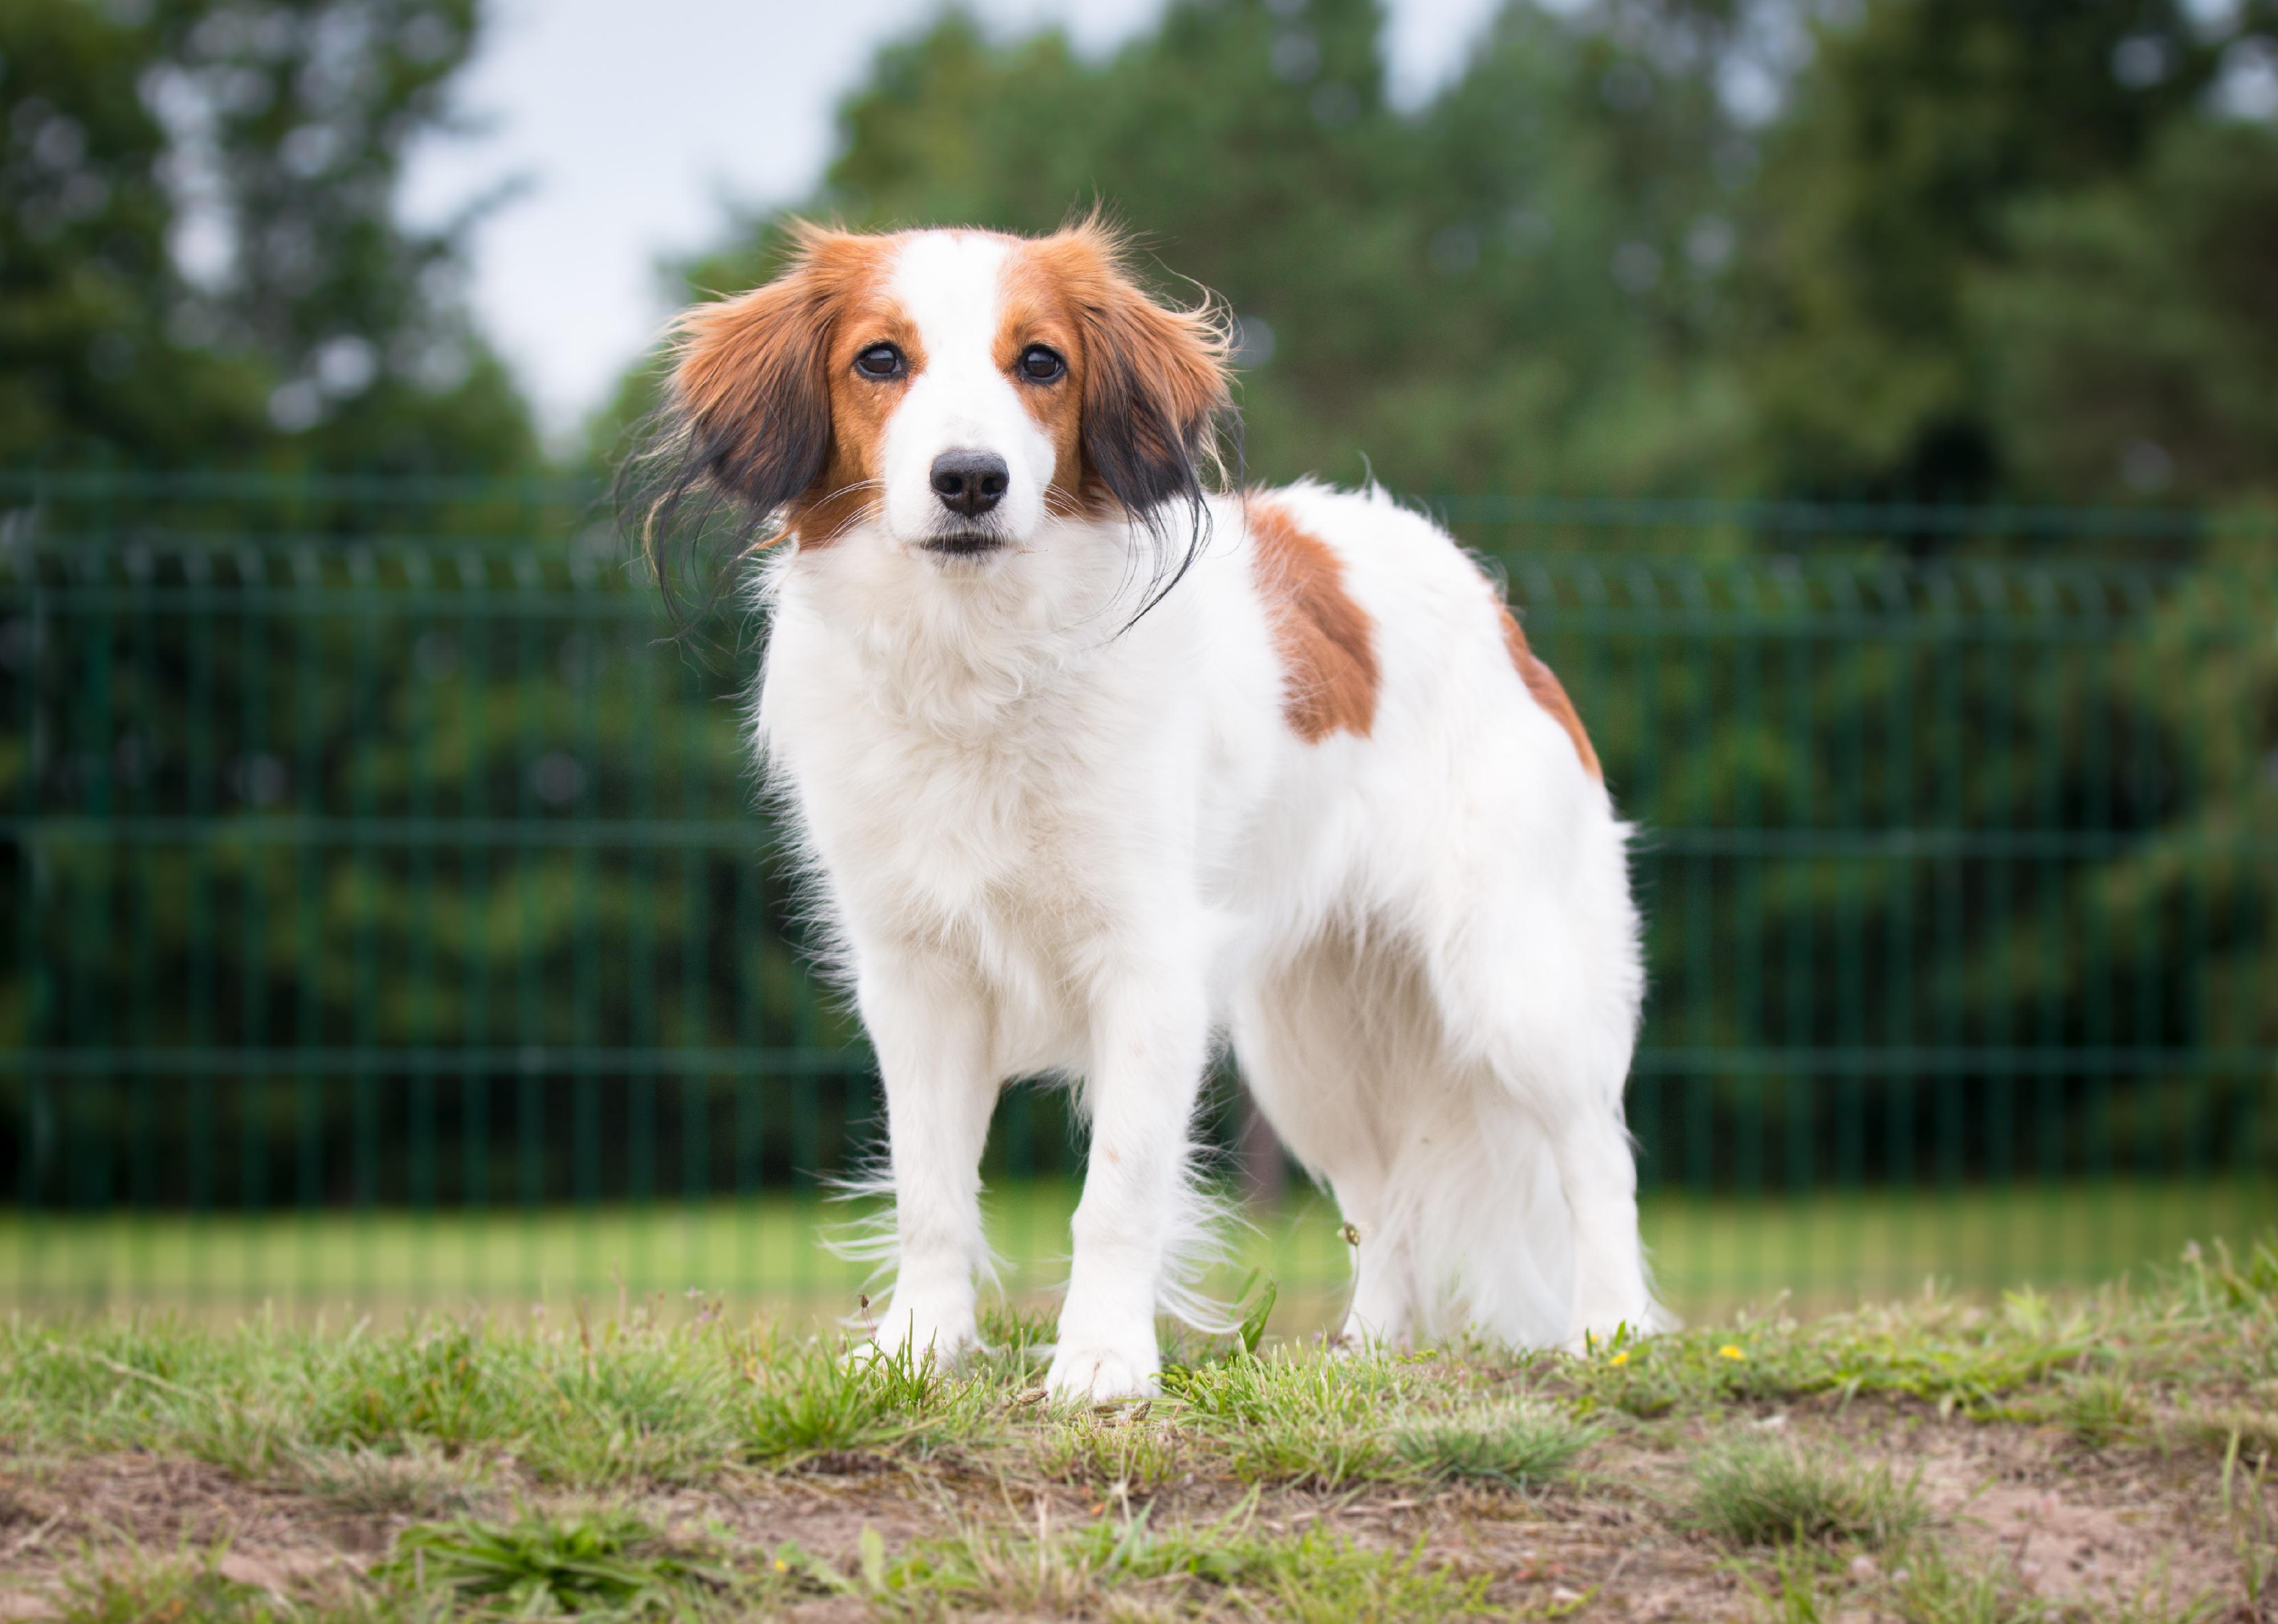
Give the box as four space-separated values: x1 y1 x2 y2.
398 0 1513 444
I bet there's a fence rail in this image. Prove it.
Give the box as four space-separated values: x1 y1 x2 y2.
4 475 2275 1324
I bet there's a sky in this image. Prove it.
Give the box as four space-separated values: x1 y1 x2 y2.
399 0 1513 445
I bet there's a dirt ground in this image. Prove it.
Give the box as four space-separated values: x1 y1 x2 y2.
1 1389 2264 1622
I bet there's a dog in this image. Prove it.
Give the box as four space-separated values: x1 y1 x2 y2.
640 219 1658 1398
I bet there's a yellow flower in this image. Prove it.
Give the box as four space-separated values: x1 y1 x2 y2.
1717 1344 1746 1361
772 1560 790 1573
1607 1350 1630 1366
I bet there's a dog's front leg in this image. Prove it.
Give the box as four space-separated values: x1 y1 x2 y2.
861 953 998 1365
1048 972 1211 1401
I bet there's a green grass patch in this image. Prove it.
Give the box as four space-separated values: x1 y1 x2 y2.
2052 1369 2149 1449
0 1307 1000 1490
1392 1403 1598 1488
1162 1345 1422 1487
735 1333 995 1464
870 1512 1497 1621
377 1509 731 1618
1555 1233 2278 1435
1881 1549 2057 1624
1038 1410 1184 1495
58 1551 301 1624
1690 1436 1929 1550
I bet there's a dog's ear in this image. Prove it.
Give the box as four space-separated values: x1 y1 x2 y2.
629 226 869 634
1048 222 1232 523
667 248 838 517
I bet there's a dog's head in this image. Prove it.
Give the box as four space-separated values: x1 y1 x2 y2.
641 219 1231 603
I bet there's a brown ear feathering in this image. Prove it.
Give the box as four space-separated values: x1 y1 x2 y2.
626 223 878 630
1025 217 1235 614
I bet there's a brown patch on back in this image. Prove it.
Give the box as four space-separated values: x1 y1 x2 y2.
1250 496 1379 742
1497 601 1602 781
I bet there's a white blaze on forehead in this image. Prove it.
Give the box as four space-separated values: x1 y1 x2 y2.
876 231 1059 548
889 231 1014 364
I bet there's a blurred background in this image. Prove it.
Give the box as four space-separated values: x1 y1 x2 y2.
3 0 2275 1328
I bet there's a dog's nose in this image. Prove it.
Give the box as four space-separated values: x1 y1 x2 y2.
930 450 1009 519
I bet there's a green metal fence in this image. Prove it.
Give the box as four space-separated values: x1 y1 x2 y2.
4 473 2275 1327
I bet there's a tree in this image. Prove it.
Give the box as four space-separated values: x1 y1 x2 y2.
0 0 266 462
0 0 537 474
637 0 1746 498
1731 0 2242 500
1978 117 2278 504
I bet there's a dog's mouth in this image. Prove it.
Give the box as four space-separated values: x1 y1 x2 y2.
922 531 1008 558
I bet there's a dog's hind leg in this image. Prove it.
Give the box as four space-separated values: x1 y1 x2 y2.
1424 909 1660 1348
1231 927 1432 1347
1536 1082 1658 1344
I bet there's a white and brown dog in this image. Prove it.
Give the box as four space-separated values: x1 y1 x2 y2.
642 220 1658 1399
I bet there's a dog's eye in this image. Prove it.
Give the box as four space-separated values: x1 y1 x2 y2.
1017 345 1066 383
853 344 904 380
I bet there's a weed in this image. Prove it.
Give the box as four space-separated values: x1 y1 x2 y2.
1253 1530 1494 1623
1237 1276 1278 1356
285 1439 491 1518
2177 1403 2278 1462
2222 1427 2278 1611
1392 1403 1597 1489
885 1510 1494 1621
1690 1437 1928 1550
2056 1371 2146 1450
54 1544 339 1624
1882 1550 2051 1623
973 1300 1056 1380
2178 1237 2278 1316
733 1333 990 1464
1733 1543 1840 1623
1040 1413 1183 1497
317 1321 495 1453
518 1333 739 1484
1163 1344 1410 1487
378 1508 728 1617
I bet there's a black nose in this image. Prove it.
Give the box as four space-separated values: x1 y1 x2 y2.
930 450 1009 519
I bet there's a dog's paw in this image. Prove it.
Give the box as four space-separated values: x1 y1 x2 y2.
1567 1305 1664 1357
1044 1339 1158 1402
865 1302 980 1368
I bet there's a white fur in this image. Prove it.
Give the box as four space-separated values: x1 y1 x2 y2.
752 232 1660 1398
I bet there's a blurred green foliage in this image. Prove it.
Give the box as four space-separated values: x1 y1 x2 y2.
4 2 2276 1226
1 0 537 474
11 0 2277 504
616 0 2278 512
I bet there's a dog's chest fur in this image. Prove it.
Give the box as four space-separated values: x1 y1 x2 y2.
760 584 1168 1040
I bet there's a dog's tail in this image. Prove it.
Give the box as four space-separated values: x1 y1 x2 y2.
1393 1091 1576 1346
1390 1072 1671 1350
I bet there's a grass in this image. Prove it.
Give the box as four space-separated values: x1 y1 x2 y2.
873 1517 1498 1621
56 1550 299 1624
3 1237 2277 1619
5 1177 2273 1327
1392 1403 1599 1488
1689 1437 1930 1549
377 1509 731 1617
